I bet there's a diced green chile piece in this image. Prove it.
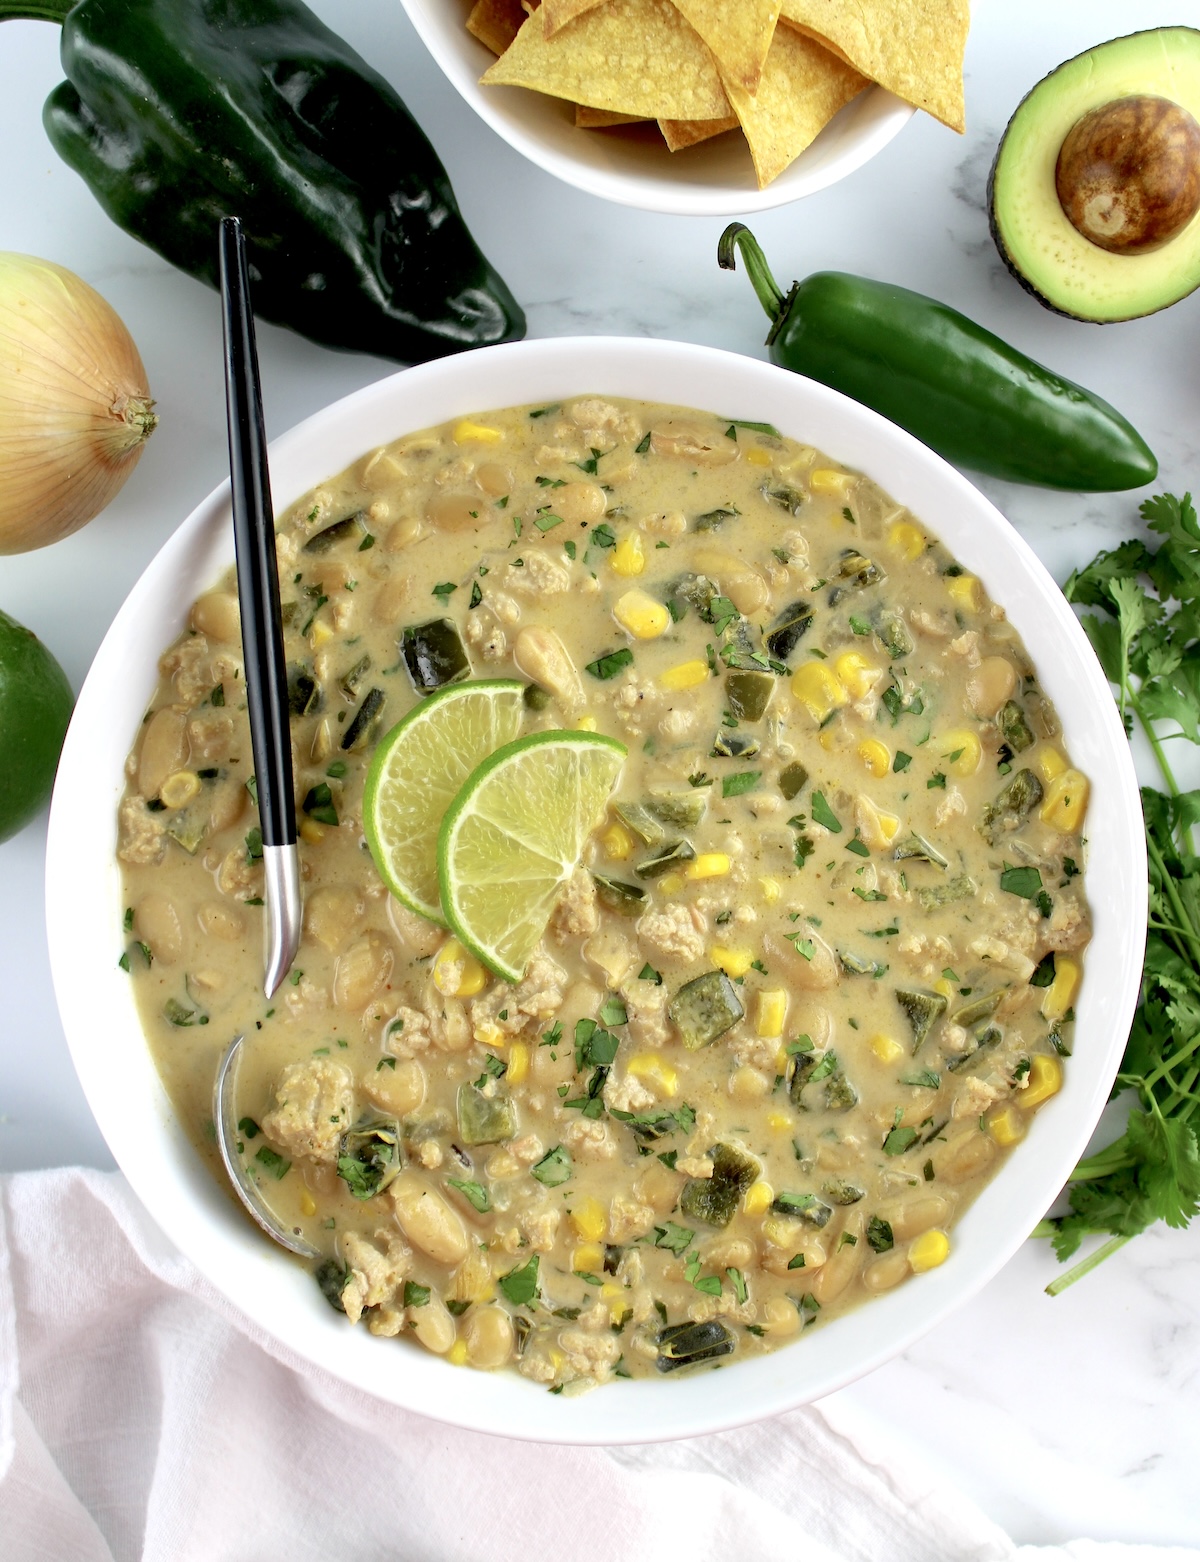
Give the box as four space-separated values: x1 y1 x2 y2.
764 600 814 662
828 549 885 605
950 989 1006 1027
635 839 696 879
980 768 1043 844
672 573 719 614
840 949 885 976
999 700 1035 753
336 1116 403 1199
314 1259 352 1313
763 483 805 515
725 669 776 722
646 786 708 829
656 1318 735 1372
823 1179 865 1205
456 1082 516 1145
947 1023 1003 1072
772 1190 833 1226
341 686 385 750
711 730 761 759
669 970 744 1049
338 653 372 698
615 800 666 846
893 831 950 869
916 873 977 910
165 810 206 854
304 510 368 553
873 608 914 659
590 873 647 916
694 507 739 532
779 760 809 800
401 618 471 693
680 1141 761 1226
287 662 321 717
789 1050 857 1112
523 682 552 711
896 987 948 1052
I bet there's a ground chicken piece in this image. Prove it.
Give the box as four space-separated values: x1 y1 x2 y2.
675 1156 714 1179
935 786 968 827
952 1075 1008 1119
340 1230 412 1324
658 705 700 743
506 551 570 596
551 868 599 942
949 630 981 667
117 795 167 866
217 845 264 901
510 1134 545 1167
469 950 566 1037
1042 894 1090 953
608 1192 656 1243
637 902 705 964
567 397 640 442
729 1030 780 1071
416 1141 444 1169
518 1350 558 1384
282 974 330 1022
604 1071 657 1115
559 1327 621 1381
518 1202 562 1252
187 712 234 763
561 1116 617 1160
685 1293 757 1325
382 1005 435 1059
262 1059 354 1164
620 981 672 1050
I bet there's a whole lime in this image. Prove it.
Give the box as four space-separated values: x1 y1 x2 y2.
0 607 74 844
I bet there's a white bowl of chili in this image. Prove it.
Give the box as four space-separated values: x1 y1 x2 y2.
47 336 1144 1444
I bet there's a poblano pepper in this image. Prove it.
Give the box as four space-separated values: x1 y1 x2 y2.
1 0 525 362
718 223 1156 492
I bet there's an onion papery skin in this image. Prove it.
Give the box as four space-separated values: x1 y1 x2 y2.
0 252 157 554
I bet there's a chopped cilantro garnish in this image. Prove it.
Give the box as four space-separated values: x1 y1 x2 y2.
585 647 634 680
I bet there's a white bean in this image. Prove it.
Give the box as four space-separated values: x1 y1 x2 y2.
390 1174 470 1264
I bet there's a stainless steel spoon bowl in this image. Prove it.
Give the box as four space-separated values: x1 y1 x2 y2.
213 1033 319 1258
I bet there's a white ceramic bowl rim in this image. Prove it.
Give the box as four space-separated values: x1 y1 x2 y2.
47 336 1145 1445
398 0 915 216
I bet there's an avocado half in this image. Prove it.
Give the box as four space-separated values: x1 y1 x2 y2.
989 28 1200 322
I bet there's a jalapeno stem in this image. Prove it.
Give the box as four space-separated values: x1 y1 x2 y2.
718 223 787 325
0 1 72 22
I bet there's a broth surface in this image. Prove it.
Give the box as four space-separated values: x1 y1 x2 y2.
118 397 1090 1390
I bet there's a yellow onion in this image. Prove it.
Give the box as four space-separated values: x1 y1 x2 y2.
0 252 157 554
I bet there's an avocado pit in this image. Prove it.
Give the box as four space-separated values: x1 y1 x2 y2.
1055 94 1200 255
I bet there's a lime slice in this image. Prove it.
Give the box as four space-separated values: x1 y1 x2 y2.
363 679 525 924
438 730 626 982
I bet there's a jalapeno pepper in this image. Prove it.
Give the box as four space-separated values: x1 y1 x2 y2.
1 0 525 364
718 223 1156 492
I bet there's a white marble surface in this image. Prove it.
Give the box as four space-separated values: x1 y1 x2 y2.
0 0 1196 1546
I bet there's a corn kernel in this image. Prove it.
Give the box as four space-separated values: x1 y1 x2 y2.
987 1105 1025 1148
453 419 502 444
766 1110 792 1133
159 770 202 809
613 587 669 638
745 446 772 467
574 714 598 732
610 531 646 577
810 467 854 495
755 989 788 1038
572 1241 605 1273
947 573 982 612
548 1348 565 1372
658 872 684 894
571 1199 607 1243
507 1042 530 1086
856 798 901 849
940 728 982 777
759 875 781 904
447 1339 469 1366
1022 1052 1064 1109
299 818 326 845
774 1044 790 1073
934 977 954 1000
763 1217 795 1247
299 1188 317 1218
601 820 635 860
687 853 731 880
888 519 926 561
908 1229 950 1273
870 1033 905 1064
600 1281 623 1299
711 945 753 978
627 1053 679 1097
819 726 841 752
834 650 880 700
309 618 335 648
1040 769 1089 833
660 658 709 691
473 1021 505 1048
857 738 891 778
791 660 849 722
1041 955 1081 1021
743 1181 774 1217
1036 746 1068 783
433 937 488 997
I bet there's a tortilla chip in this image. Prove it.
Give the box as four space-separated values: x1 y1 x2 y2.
720 26 867 188
779 0 968 133
576 104 646 127
543 0 605 36
659 115 739 152
670 0 780 94
482 0 732 121
467 0 532 56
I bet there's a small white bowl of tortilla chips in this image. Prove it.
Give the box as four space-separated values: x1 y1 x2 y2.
401 0 968 213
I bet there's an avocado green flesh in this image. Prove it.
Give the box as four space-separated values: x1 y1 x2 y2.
990 27 1200 322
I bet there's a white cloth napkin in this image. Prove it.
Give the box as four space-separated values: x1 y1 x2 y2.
1 1169 1193 1562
